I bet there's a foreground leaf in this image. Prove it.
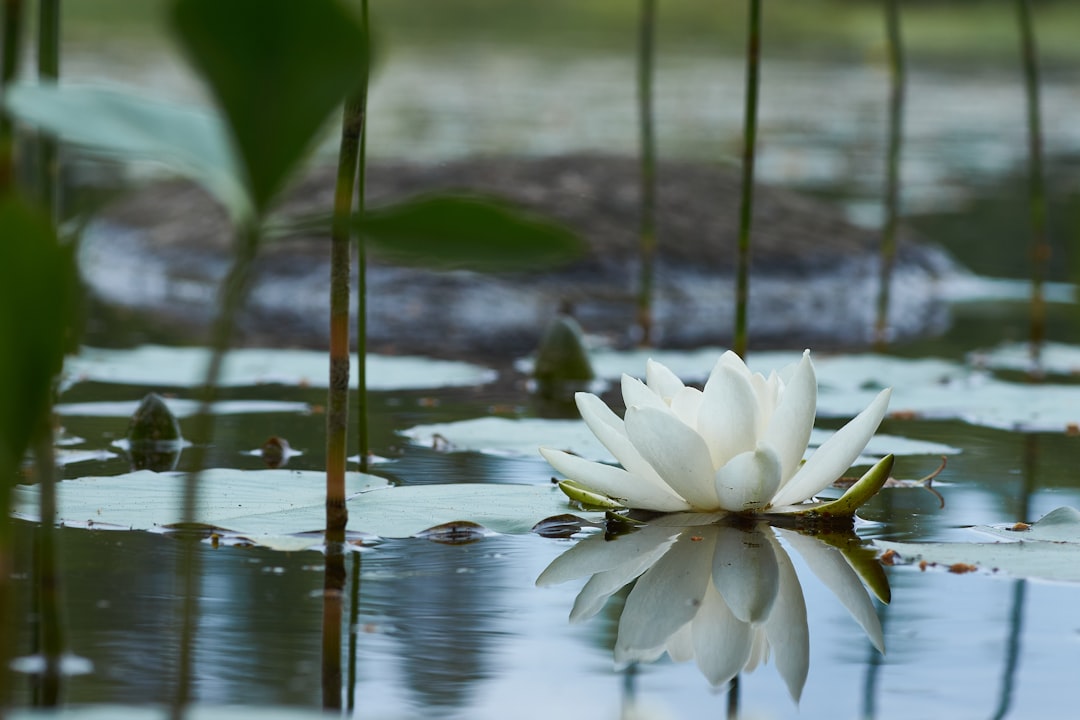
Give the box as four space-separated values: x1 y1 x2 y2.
0 199 75 476
357 193 584 271
171 0 368 213
2 84 249 219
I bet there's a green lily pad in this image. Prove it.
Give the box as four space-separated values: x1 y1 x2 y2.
63 346 496 391
11 470 598 549
876 506 1080 583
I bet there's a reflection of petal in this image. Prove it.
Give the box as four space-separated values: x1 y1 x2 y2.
712 525 779 623
539 448 691 513
778 528 885 653
536 526 680 586
616 531 714 653
625 407 718 509
713 444 783 512
770 388 891 508
692 583 754 686
762 350 816 485
763 534 810 703
699 364 759 468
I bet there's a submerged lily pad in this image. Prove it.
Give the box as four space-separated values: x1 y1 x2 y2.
11 470 599 549
63 346 496 391
876 506 1080 583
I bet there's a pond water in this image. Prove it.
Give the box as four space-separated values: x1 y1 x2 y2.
9 294 1080 720
9 13 1080 720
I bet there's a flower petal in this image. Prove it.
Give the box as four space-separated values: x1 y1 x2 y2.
750 370 780 436
669 386 703 428
778 528 885 653
539 447 691 513
646 358 685 402
762 350 817 486
713 444 783 512
574 392 680 498
621 373 667 412
712 524 780 622
692 584 753 686
698 364 759 469
625 406 720 510
768 387 891 508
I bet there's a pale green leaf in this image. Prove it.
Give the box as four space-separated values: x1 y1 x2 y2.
2 83 250 220
876 506 1080 583
12 470 598 547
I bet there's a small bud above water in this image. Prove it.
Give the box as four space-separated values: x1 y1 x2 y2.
126 393 183 472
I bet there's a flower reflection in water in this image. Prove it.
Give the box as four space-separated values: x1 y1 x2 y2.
537 520 888 701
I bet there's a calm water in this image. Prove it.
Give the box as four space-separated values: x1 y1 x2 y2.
11 297 1080 720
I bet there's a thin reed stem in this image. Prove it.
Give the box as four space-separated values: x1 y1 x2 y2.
636 0 657 347
328 89 366 532
355 0 370 474
734 0 762 360
171 220 261 720
0 0 25 194
874 0 904 351
1015 0 1048 367
36 0 58 213
31 409 62 706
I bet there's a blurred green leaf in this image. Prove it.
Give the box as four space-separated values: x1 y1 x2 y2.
0 198 75 477
2 83 251 219
357 193 585 271
170 0 369 214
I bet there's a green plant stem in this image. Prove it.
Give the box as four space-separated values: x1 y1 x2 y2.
36 0 59 214
328 91 365 534
874 0 905 351
31 408 61 707
0 0 25 194
636 0 657 347
1015 0 1047 367
171 220 261 720
734 0 762 361
355 0 370 475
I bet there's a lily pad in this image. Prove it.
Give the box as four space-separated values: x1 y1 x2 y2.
971 341 1080 378
400 417 958 464
10 706 336 720
55 399 310 418
876 506 1080 583
11 470 598 549
62 346 496 391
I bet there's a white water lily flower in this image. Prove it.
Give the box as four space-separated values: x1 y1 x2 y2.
540 350 891 513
